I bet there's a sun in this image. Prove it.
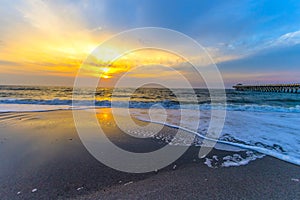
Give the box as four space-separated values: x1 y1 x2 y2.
101 74 111 79
99 66 115 79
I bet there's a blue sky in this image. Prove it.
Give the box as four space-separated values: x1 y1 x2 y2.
0 0 300 87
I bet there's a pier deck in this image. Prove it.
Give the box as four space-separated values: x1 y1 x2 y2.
233 84 300 93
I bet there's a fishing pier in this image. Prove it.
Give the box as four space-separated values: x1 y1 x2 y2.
233 83 300 93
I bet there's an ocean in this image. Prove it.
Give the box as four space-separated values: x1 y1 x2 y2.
0 85 300 166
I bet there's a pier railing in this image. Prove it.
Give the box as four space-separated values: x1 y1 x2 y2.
233 84 300 93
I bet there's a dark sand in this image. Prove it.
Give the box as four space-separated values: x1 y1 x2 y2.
0 109 299 200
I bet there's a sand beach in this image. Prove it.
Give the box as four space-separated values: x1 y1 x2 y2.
0 109 299 200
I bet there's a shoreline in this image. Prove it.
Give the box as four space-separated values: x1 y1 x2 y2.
0 109 299 199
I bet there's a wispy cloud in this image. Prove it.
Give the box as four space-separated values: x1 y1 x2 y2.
271 30 300 47
18 0 83 34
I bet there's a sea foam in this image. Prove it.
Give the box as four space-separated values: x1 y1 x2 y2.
130 108 300 166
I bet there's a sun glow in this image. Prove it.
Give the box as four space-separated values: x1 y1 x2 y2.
0 0 187 84
101 67 110 73
80 48 185 81
0 1 190 84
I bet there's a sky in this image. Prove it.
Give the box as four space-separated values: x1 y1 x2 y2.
0 0 300 88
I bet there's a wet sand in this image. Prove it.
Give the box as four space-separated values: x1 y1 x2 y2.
0 109 299 200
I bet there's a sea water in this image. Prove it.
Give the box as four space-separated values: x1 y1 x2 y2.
0 85 299 166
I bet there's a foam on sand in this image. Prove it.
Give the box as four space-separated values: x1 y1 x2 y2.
204 151 265 168
131 108 300 166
